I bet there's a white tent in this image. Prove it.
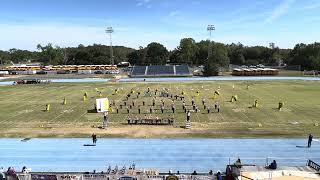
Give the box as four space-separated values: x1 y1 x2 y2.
96 98 109 113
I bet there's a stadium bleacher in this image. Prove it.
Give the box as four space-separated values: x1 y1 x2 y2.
175 65 190 75
147 65 174 75
130 65 191 77
131 66 147 76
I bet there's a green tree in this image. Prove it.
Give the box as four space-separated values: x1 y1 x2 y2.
203 56 219 76
228 43 245 65
127 51 140 65
290 43 320 70
176 38 199 64
169 49 182 64
127 46 147 65
37 43 63 65
145 42 168 65
196 40 210 65
0 50 11 65
8 48 39 63
203 42 230 76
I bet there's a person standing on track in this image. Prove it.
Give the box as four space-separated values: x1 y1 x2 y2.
308 134 313 148
92 133 97 144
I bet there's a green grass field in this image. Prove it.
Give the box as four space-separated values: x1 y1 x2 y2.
0 80 319 138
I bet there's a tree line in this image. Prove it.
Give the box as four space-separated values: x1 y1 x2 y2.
0 39 319 72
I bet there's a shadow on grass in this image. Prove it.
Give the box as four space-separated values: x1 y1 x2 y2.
87 109 97 113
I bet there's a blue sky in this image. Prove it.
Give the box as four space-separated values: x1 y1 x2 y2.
0 0 320 50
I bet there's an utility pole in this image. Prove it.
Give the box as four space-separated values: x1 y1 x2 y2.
105 27 114 65
207 25 215 59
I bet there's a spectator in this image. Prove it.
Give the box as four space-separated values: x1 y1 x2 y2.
235 158 242 167
22 166 29 173
7 167 16 176
216 171 222 180
0 167 5 180
0 167 6 180
267 160 277 170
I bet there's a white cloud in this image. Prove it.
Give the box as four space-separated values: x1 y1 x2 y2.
0 24 104 50
136 0 152 8
265 0 295 23
168 10 180 17
0 23 182 50
136 2 143 7
301 2 320 10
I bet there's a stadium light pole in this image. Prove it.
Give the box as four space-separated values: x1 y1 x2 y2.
105 27 114 65
207 25 215 59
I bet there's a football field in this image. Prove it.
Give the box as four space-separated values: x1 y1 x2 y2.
0 80 319 138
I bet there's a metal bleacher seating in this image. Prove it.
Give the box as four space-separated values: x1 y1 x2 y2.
147 65 174 75
131 66 146 76
130 65 191 77
175 65 190 75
